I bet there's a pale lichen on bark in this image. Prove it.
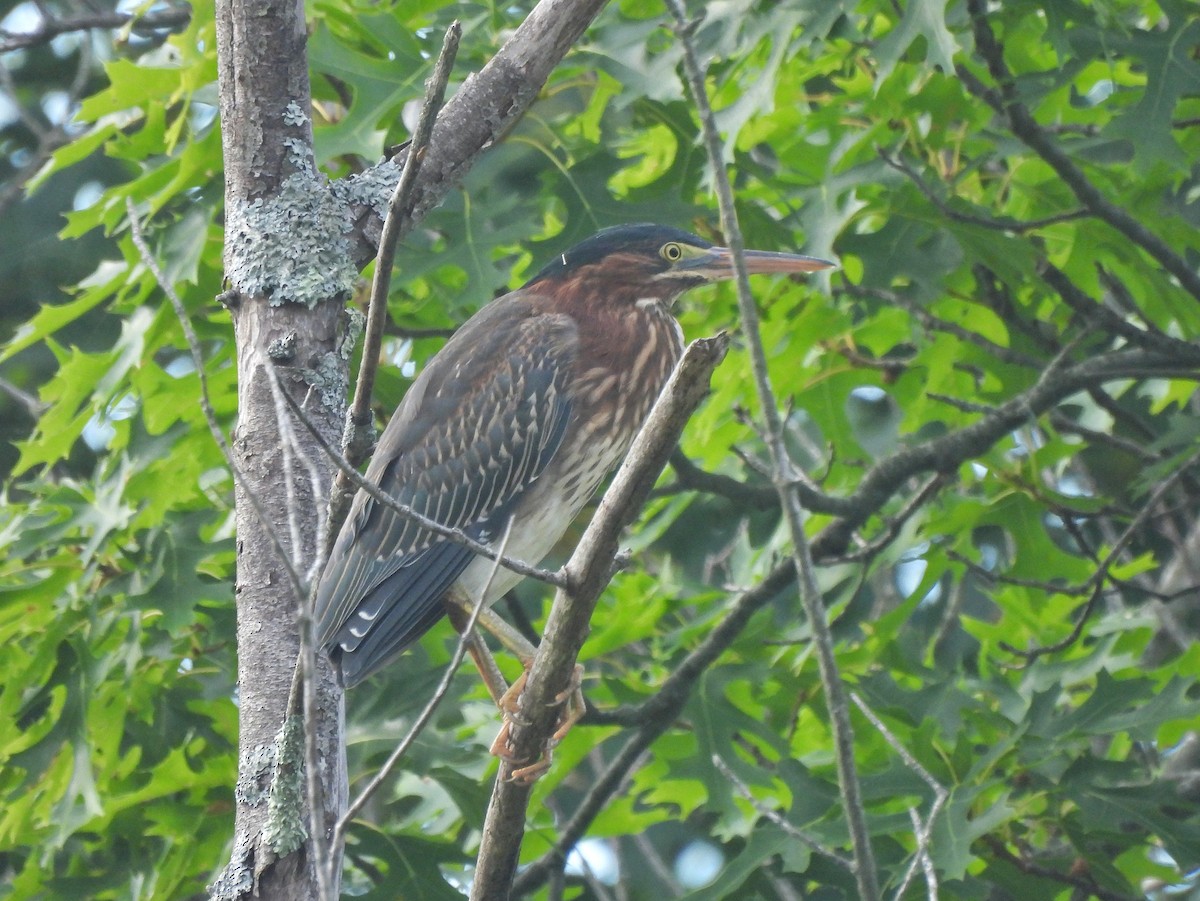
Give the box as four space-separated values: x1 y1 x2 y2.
224 171 359 308
262 715 309 856
221 105 401 310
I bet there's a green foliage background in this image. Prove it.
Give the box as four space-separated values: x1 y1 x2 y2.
2 0 1200 898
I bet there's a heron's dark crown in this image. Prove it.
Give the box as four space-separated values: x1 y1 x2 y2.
524 223 712 287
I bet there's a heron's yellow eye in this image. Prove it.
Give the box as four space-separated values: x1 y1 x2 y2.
660 242 684 262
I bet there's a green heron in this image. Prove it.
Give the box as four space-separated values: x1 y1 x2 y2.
315 224 833 702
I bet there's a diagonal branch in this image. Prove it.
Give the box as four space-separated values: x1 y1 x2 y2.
338 23 461 472
341 0 613 267
471 334 730 901
513 551 797 894
850 694 948 901
878 149 1088 233
812 348 1200 559
1000 445 1200 665
960 0 1200 304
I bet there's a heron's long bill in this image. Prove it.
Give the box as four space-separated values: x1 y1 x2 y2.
688 246 837 278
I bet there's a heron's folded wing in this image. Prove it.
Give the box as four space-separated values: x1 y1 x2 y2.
314 299 576 685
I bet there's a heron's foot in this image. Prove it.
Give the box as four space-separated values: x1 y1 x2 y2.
489 665 585 784
549 664 585 744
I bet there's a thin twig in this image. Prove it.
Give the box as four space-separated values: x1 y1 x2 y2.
1000 445 1200 664
841 283 1043 369
278 385 566 588
265 371 307 573
878 149 1087 233
664 4 880 898
0 5 191 52
335 22 461 480
265 369 333 900
0 57 51 139
850 694 947 901
961 0 1200 304
0 55 71 216
384 323 457 340
668 448 854 515
823 474 948 566
514 557 797 895
810 346 1200 560
980 837 1139 901
0 375 46 417
712 755 855 870
323 22 461 584
1047 412 1157 462
125 198 307 604
926 392 997 415
1039 260 1200 362
908 808 938 901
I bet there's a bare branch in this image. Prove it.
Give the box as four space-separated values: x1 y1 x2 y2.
0 375 47 418
665 3 880 896
1038 260 1200 360
341 0 613 266
0 5 190 52
264 370 333 900
980 837 1140 901
713 755 855 870
961 0 1200 304
823 474 948 566
926 392 998 415
0 55 72 216
338 23 461 470
125 198 307 605
841 283 1044 369
811 347 1200 559
666 448 855 515
515 556 801 894
1000 446 1200 664
850 694 947 901
471 334 729 900
878 149 1088 233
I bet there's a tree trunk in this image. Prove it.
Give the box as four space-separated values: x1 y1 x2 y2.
212 0 346 896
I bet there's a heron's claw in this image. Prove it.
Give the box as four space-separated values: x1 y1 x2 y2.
488 664 585 783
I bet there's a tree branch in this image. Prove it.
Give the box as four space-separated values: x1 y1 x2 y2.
514 556 797 893
1038 260 1199 360
327 23 461 544
878 149 1088 233
1000 445 1200 665
0 6 191 53
665 3 880 896
471 334 730 901
961 0 1200 304
667 448 855 515
812 348 1200 558
340 0 613 267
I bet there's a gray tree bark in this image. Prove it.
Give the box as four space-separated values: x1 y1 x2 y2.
210 0 346 897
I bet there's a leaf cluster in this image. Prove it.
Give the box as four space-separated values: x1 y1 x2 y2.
2 0 1200 898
